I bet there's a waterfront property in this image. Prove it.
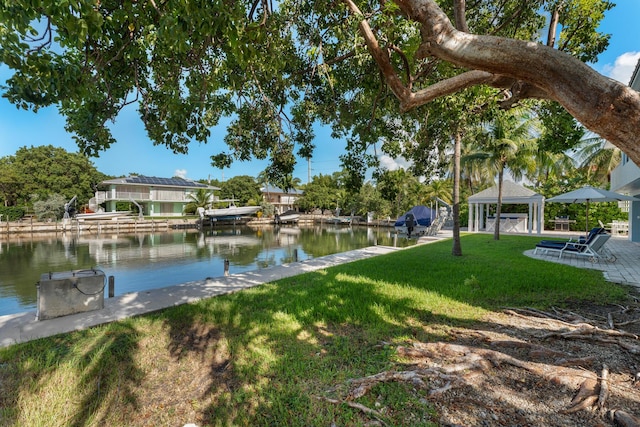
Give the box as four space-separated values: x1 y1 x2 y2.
95 175 220 217
610 57 640 243
261 184 303 214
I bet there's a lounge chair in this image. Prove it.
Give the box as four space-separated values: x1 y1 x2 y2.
534 232 613 262
536 227 605 247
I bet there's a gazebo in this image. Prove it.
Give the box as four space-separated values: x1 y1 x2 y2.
468 181 544 235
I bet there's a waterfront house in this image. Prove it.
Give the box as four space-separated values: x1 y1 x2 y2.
610 58 640 242
261 185 303 214
95 176 220 217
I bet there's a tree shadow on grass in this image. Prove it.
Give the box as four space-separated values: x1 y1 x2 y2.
0 320 143 427
156 235 639 425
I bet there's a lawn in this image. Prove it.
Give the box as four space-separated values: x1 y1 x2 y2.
0 234 628 426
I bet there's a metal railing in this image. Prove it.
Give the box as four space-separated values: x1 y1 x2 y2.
94 191 222 204
95 191 190 203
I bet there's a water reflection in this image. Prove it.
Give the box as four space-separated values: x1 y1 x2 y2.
0 225 412 316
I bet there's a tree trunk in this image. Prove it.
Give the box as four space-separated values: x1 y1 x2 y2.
494 168 504 241
452 132 463 256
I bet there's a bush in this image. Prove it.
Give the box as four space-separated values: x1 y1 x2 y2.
0 206 25 221
32 193 66 221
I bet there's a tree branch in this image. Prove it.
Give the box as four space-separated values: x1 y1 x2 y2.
402 70 506 111
388 44 412 89
342 0 411 101
547 4 561 47
391 0 640 165
452 0 469 32
26 19 53 54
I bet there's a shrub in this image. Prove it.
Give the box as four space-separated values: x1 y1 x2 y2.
0 206 25 221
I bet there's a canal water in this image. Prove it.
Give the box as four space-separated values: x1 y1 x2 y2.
0 225 414 316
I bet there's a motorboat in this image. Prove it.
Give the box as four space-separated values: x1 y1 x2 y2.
394 206 436 236
198 205 261 219
325 216 352 225
74 211 132 220
274 210 300 224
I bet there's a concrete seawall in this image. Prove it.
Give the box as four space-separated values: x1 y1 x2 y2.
0 217 173 236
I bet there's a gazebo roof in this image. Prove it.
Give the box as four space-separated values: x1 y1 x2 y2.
468 181 544 204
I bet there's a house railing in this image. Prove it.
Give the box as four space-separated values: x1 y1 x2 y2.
95 191 221 204
95 191 193 203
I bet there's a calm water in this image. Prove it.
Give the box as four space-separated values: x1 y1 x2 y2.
0 225 413 316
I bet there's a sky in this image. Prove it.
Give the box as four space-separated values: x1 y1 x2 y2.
1 2 639 184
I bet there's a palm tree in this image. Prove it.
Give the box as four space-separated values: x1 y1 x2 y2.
456 137 494 195
278 174 302 191
572 132 621 186
527 148 575 190
465 110 537 240
185 188 215 214
421 179 452 207
422 179 452 204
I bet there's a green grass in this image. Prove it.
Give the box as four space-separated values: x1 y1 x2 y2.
0 234 628 426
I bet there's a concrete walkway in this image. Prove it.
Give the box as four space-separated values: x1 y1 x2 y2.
0 244 410 348
524 236 640 287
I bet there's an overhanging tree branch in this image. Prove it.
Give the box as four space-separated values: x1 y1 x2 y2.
351 0 640 165
343 0 411 101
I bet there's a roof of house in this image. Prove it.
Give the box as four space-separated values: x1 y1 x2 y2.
468 180 544 204
261 184 304 195
102 175 220 190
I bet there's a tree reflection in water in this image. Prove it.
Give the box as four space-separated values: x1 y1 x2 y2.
0 225 415 316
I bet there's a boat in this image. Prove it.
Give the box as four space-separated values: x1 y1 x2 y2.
394 205 436 237
74 211 132 220
326 216 352 225
197 205 261 219
274 210 300 224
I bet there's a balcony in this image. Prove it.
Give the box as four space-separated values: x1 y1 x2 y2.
611 158 640 194
95 191 190 203
95 191 221 204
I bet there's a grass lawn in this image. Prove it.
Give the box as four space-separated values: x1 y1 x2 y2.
0 234 628 426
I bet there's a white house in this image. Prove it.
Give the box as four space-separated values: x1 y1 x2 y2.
261 185 303 214
94 176 220 217
610 58 640 242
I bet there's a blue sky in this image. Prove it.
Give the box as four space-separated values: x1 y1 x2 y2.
1 2 639 183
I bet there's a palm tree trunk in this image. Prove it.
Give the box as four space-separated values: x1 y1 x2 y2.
494 168 504 240
452 132 463 256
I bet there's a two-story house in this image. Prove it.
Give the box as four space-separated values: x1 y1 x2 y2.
261 184 303 214
95 175 220 217
610 58 640 242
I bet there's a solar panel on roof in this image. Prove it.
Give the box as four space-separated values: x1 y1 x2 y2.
123 175 208 188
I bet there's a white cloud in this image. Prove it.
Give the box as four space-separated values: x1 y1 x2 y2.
378 154 413 171
601 51 640 84
174 169 187 179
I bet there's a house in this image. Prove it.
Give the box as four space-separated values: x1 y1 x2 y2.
94 176 220 217
610 58 640 242
261 185 303 214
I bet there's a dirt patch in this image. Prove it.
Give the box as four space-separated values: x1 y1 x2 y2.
338 296 640 426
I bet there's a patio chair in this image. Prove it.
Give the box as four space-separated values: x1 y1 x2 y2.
536 227 605 247
534 232 614 262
